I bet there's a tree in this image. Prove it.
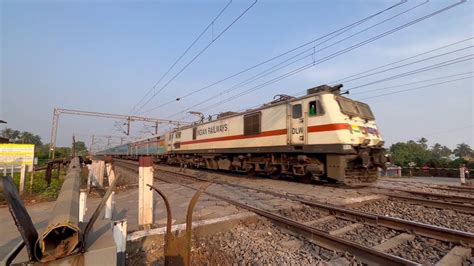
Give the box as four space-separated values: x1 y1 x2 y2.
431 143 452 158
417 137 428 149
389 141 431 167
74 141 89 156
453 143 473 158
18 131 43 146
1 128 20 142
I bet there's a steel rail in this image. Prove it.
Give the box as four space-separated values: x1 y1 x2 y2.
113 159 417 265
113 159 474 245
384 193 474 215
379 179 474 193
370 185 474 204
153 165 474 246
151 173 417 266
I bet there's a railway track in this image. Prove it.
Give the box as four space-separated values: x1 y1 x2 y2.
379 179 474 194
113 159 473 265
361 187 474 215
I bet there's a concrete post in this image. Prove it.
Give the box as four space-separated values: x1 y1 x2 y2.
29 165 35 194
92 161 98 187
79 189 88 223
11 164 14 176
19 164 26 196
97 160 105 187
86 163 93 190
3 166 6 176
113 220 128 266
105 163 116 220
138 156 153 229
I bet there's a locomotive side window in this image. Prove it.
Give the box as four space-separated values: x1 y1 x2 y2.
292 104 302 119
192 127 197 140
244 112 261 135
309 100 324 116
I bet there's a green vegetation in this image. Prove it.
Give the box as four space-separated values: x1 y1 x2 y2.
1 169 66 202
389 138 473 168
1 128 87 200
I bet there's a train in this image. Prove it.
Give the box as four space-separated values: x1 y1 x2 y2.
98 84 386 186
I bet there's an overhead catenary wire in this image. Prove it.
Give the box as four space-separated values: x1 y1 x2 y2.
129 0 233 115
214 38 474 115
179 44 473 117
170 1 467 120
350 71 474 95
330 36 474 84
167 1 430 117
359 75 473 100
184 54 473 121
133 0 258 115
137 0 408 115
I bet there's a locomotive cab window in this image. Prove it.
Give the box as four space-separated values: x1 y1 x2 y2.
292 104 302 119
244 112 261 135
192 127 197 140
336 96 359 117
309 100 324 116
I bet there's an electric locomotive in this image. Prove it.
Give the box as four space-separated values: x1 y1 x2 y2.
99 84 386 186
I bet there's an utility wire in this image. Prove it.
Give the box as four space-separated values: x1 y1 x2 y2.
338 45 473 84
190 44 472 114
349 54 473 91
351 71 474 95
359 75 473 100
129 0 233 114
185 55 473 120
170 1 467 119
138 0 408 114
331 36 474 84
172 1 429 116
134 0 258 115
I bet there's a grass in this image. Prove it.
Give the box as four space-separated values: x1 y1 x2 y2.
1 168 66 202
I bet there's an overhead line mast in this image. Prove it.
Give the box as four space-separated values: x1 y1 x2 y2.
48 108 189 159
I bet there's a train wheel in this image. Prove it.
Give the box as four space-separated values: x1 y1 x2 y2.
247 169 256 178
300 173 313 184
270 168 281 180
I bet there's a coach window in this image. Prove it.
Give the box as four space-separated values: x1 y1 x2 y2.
309 100 324 116
192 127 197 140
292 104 302 119
244 112 261 135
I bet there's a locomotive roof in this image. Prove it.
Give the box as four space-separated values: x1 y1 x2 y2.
174 84 343 131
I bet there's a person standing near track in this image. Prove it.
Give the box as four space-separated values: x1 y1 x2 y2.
459 164 466 185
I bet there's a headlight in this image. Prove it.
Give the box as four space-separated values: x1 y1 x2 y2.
343 144 353 150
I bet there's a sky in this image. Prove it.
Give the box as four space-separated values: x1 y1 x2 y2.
1 0 473 151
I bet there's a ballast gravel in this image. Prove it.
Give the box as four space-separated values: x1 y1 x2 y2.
352 199 474 232
192 218 362 265
388 236 452 264
278 205 324 222
341 225 399 247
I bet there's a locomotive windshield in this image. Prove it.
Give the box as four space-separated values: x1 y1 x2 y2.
336 96 375 120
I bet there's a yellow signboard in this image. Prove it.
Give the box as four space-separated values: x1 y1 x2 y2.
0 144 35 165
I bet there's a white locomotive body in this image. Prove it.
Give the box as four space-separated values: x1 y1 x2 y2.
163 84 386 186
